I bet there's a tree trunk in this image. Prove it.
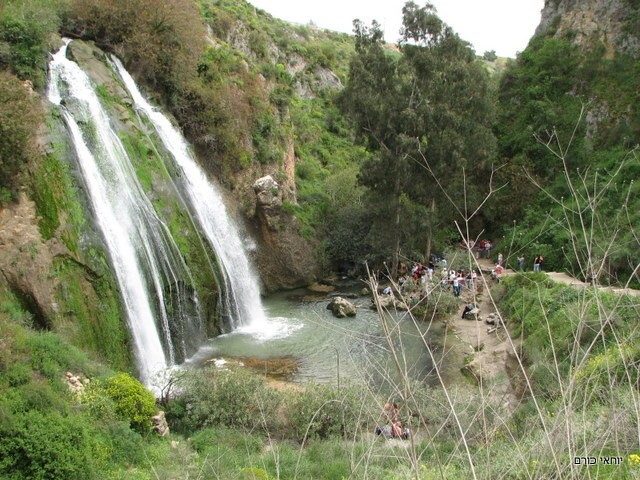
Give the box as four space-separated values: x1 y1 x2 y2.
425 197 435 262
392 172 402 279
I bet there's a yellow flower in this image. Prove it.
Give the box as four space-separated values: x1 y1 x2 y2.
629 454 640 468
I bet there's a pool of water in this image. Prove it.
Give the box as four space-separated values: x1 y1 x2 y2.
186 286 448 389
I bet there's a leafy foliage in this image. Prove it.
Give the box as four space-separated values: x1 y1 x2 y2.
498 274 640 400
0 0 63 88
166 367 280 433
0 70 41 200
338 2 496 268
493 33 640 284
0 410 94 480
67 0 204 93
284 382 366 441
97 373 157 432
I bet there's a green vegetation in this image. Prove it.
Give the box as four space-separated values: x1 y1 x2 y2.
30 148 86 247
493 34 640 285
93 372 157 431
0 0 638 478
51 257 131 371
0 70 41 201
337 4 496 272
0 0 63 88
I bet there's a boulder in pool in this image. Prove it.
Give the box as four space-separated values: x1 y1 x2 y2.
327 296 356 318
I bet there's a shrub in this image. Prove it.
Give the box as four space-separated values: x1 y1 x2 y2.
0 70 41 199
0 0 62 87
0 410 94 480
168 367 280 434
284 382 366 441
25 332 88 381
99 373 157 432
67 0 204 93
3 364 30 387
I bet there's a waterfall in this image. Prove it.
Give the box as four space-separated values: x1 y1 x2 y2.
111 57 268 329
48 41 205 384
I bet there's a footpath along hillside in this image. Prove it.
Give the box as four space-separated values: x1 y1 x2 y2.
446 257 639 411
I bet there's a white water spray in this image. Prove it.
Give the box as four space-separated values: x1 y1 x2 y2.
48 41 203 384
112 57 268 329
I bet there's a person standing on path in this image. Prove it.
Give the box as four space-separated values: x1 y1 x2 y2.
533 255 541 272
497 252 503 266
518 255 525 271
453 274 461 297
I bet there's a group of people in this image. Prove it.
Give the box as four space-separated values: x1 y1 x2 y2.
476 240 493 259
397 261 479 299
514 254 545 272
446 269 478 297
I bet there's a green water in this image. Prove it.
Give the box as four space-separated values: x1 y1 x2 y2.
188 287 449 388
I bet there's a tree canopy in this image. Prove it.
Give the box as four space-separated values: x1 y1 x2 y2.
338 2 496 265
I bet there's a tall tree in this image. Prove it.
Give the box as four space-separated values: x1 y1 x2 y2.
338 2 496 270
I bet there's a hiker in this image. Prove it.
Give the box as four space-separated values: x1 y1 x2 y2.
452 275 461 297
497 252 503 266
518 255 525 271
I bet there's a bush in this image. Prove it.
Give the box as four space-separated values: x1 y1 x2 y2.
0 0 62 87
67 0 204 93
0 70 41 198
98 373 157 432
284 382 366 441
25 332 88 381
168 367 280 434
0 410 94 480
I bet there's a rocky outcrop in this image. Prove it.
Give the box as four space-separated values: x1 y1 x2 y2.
251 175 317 291
253 175 282 231
281 137 297 203
370 294 409 312
326 296 356 318
0 193 67 328
294 67 343 99
536 0 640 58
151 411 170 436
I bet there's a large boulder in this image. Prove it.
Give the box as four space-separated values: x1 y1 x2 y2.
254 175 282 208
151 411 170 437
326 296 356 318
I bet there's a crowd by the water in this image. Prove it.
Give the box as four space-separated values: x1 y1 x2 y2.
374 242 548 442
382 240 546 303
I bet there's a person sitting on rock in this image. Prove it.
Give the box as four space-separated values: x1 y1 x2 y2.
491 265 504 282
462 303 478 319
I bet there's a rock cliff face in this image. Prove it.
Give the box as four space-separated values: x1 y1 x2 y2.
251 175 316 291
536 0 639 58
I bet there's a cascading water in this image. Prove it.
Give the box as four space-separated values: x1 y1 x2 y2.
48 40 205 384
111 57 268 330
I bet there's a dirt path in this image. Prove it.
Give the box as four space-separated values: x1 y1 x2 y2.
445 274 522 410
445 257 638 411
476 258 639 296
